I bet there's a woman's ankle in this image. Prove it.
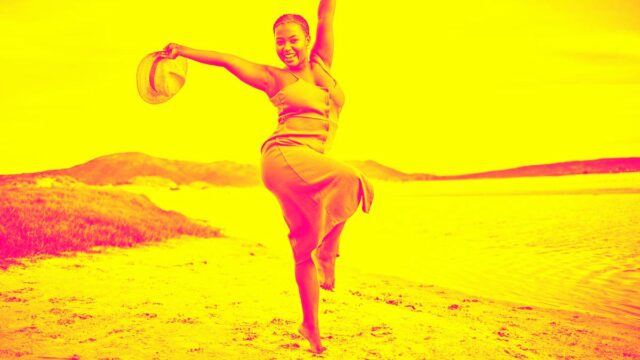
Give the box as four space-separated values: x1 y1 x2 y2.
301 322 319 333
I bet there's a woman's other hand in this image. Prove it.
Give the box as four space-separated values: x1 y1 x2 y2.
163 43 183 59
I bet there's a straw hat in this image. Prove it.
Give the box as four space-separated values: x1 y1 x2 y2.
137 51 188 104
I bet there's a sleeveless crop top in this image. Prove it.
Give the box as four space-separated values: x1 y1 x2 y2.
260 53 345 155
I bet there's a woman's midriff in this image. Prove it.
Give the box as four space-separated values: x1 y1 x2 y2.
260 116 337 155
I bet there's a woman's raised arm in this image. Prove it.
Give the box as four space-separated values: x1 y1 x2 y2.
310 0 336 68
164 43 275 94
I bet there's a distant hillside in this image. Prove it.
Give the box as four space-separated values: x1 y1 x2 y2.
346 160 438 181
0 155 431 185
0 154 638 186
349 158 640 181
0 152 260 187
437 158 640 180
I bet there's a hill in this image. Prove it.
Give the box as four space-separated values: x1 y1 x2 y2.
1 153 638 185
0 152 260 187
435 157 640 180
348 158 640 181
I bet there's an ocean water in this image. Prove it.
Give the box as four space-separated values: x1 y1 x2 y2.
120 172 640 326
343 173 640 326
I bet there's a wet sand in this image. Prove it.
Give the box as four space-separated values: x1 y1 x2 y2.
1 234 638 359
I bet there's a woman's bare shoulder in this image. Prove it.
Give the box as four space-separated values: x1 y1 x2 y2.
265 65 293 82
263 65 297 97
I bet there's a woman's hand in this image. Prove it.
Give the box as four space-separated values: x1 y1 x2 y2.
163 43 184 59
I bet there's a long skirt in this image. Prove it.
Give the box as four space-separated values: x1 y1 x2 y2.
260 140 374 265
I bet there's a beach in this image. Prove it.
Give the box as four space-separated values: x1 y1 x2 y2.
2 175 640 358
1 233 639 359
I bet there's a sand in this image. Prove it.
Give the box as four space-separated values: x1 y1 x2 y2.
1 233 638 359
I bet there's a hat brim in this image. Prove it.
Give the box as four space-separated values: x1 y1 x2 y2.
137 51 187 104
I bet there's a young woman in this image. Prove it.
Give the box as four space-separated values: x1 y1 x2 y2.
164 0 373 353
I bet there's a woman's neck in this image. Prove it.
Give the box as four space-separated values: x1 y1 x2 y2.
287 59 311 73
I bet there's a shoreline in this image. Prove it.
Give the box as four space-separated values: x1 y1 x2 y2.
1 235 638 359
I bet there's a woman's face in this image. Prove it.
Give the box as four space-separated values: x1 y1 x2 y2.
274 22 310 69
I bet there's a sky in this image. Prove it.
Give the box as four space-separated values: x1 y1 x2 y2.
1 0 640 175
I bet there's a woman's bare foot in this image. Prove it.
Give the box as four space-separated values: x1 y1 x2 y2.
312 252 336 291
298 323 326 354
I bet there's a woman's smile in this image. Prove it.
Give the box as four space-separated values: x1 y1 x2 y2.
275 21 310 68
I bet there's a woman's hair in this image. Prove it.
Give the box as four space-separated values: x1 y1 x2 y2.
273 14 310 38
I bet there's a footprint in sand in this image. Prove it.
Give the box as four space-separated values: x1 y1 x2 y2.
503 348 528 359
136 312 158 319
48 296 94 304
232 323 259 341
57 318 75 326
49 308 69 315
270 317 294 326
14 325 40 335
370 324 394 338
497 326 510 342
3 296 28 303
53 313 93 326
9 287 34 294
141 300 163 306
462 298 480 303
71 313 93 320
166 316 198 324
403 304 422 312
350 289 423 312
106 328 127 336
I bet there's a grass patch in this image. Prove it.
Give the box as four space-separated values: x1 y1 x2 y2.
0 177 221 266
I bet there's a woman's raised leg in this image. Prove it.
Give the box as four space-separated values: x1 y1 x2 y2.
314 221 346 291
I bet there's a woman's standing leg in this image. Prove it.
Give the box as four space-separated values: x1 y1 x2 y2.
295 258 326 353
314 221 346 291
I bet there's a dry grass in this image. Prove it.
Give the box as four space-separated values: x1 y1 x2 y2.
0 177 221 263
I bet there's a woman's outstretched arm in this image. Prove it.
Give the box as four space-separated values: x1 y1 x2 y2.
164 43 275 94
311 0 336 68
